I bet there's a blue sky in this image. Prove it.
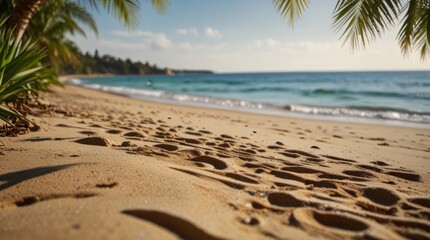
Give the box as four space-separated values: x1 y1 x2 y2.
72 0 429 72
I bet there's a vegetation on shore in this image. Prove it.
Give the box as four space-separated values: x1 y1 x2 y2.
0 15 61 133
61 50 213 75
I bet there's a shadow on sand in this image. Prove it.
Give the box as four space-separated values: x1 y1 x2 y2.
0 164 78 191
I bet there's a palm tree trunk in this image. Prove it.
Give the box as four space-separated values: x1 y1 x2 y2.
9 0 47 41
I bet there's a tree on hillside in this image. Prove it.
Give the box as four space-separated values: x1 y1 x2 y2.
273 0 430 59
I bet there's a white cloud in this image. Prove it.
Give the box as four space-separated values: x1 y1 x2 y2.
111 30 154 38
110 30 171 50
254 38 280 48
98 39 148 50
176 28 199 36
72 32 428 73
150 34 172 50
179 42 193 50
177 27 222 38
205 27 222 38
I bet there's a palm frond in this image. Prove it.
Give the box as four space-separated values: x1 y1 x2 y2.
397 0 430 60
0 14 59 127
272 0 310 26
332 0 402 50
27 0 99 68
80 0 141 28
63 1 99 36
149 0 170 14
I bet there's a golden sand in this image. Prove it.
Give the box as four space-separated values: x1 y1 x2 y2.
0 79 429 239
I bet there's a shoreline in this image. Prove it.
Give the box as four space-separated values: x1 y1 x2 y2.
59 74 115 83
1 75 429 239
64 74 430 130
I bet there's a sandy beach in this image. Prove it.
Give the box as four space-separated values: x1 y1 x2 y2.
1 78 429 240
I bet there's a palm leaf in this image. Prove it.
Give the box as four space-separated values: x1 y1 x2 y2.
0 14 58 127
149 0 170 14
64 1 99 35
397 0 430 60
332 0 402 50
273 0 310 26
79 0 141 28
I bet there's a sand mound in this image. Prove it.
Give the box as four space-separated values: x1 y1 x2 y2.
75 137 113 147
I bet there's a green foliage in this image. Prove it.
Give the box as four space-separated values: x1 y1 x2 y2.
274 0 430 59
61 50 167 75
273 0 309 26
398 0 430 60
0 15 60 128
60 49 213 75
333 0 401 49
149 0 170 14
28 0 99 69
79 0 141 28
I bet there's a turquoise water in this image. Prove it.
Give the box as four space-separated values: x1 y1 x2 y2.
70 71 430 124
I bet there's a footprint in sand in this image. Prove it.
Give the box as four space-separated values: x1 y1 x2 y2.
75 137 113 147
189 156 228 170
323 155 357 163
342 170 375 178
306 157 325 163
270 170 309 184
153 143 178 151
89 124 104 128
177 149 204 158
267 192 305 208
240 217 260 226
224 172 260 184
220 134 234 139
122 209 223 240
371 160 390 166
56 123 84 129
199 130 213 135
124 131 145 138
120 141 136 147
282 166 322 174
289 208 401 239
318 172 360 181
176 137 203 145
95 182 118 188
12 192 97 208
171 167 245 190
106 129 122 134
279 152 301 158
386 171 422 182
268 145 284 150
312 180 337 189
185 131 203 136
356 164 383 173
363 187 401 206
242 163 270 171
285 150 320 158
79 131 97 136
408 197 430 209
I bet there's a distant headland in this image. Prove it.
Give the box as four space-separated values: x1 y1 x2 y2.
61 50 213 76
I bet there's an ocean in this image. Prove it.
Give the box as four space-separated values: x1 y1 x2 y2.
69 71 430 126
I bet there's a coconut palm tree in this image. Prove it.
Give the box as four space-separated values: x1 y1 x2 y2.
27 0 98 69
274 0 429 59
8 0 169 41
